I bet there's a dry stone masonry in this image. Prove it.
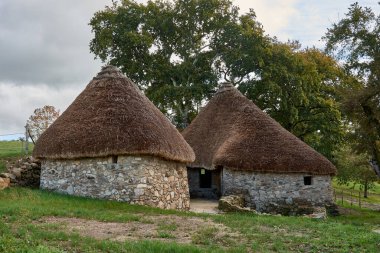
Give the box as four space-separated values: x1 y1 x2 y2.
222 169 334 215
40 155 190 210
0 156 41 188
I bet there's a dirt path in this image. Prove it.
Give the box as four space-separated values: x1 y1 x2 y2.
33 214 243 246
190 199 220 214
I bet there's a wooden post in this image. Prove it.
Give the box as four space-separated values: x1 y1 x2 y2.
358 188 361 208
350 189 353 206
24 124 29 155
20 138 23 154
341 189 344 205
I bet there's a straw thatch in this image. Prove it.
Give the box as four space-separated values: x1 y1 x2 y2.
182 83 336 175
33 66 195 163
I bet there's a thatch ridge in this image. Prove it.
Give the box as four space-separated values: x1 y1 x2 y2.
33 66 195 163
182 83 337 175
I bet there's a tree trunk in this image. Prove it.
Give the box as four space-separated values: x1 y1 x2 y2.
182 104 189 129
363 180 368 198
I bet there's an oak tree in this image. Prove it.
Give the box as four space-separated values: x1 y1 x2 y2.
324 2 380 165
90 0 268 128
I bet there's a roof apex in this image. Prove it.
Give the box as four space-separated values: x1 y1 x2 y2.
216 82 235 94
93 65 125 80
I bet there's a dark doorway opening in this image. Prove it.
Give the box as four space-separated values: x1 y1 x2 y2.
187 167 222 199
199 169 212 188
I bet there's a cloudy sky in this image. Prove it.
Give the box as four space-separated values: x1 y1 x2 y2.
0 0 379 140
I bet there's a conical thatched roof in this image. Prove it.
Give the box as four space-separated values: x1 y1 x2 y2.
182 83 336 175
33 66 195 163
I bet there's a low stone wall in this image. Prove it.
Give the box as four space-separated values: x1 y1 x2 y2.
40 155 190 210
0 156 41 188
222 169 333 214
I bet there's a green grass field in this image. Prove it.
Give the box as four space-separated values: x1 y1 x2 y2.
0 188 379 253
0 141 379 252
333 180 380 206
333 180 380 195
0 140 33 173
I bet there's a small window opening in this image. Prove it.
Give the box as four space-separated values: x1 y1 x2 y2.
112 155 118 164
199 168 212 188
304 176 312 185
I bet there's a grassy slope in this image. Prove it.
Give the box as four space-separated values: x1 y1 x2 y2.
333 180 380 194
0 141 34 173
333 181 380 205
0 188 379 253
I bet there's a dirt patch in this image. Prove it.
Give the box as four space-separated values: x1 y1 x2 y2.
34 215 242 246
190 199 220 214
335 193 380 211
336 206 362 216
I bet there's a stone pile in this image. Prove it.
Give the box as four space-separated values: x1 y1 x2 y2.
218 195 256 213
0 156 41 188
219 194 331 219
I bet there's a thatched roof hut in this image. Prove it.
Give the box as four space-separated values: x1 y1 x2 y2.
33 66 194 163
182 83 336 175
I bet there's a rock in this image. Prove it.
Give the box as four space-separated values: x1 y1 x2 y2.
0 177 10 190
30 163 40 169
264 198 318 216
218 195 256 213
304 207 327 219
5 157 41 188
10 167 23 178
325 203 340 216
0 173 15 180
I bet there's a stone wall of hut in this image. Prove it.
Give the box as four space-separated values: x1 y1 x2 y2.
222 169 334 214
40 155 190 210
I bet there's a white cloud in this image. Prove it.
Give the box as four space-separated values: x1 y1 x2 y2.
234 0 299 40
0 0 113 86
0 83 83 135
235 0 380 47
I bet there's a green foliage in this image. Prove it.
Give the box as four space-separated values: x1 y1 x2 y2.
333 144 378 196
90 0 269 128
324 2 380 162
240 43 346 158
